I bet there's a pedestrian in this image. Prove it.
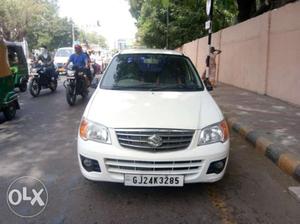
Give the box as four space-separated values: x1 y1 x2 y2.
201 46 222 87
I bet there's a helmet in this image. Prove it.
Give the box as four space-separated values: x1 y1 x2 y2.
74 44 82 52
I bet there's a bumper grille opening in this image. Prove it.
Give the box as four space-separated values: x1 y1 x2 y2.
105 158 202 175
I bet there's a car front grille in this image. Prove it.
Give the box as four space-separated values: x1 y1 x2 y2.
56 63 64 68
105 158 202 175
115 129 194 152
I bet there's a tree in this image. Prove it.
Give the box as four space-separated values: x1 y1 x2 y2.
0 0 49 41
129 0 296 48
236 0 256 22
78 31 108 49
0 0 75 50
130 0 237 49
235 0 297 22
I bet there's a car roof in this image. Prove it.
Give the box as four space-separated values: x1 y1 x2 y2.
119 48 183 56
4 40 23 47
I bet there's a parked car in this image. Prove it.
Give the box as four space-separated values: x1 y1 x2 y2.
77 49 230 186
54 47 73 75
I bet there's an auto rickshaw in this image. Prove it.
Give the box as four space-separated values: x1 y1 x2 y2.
6 41 29 92
0 38 20 120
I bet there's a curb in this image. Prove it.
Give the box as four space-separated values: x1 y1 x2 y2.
226 117 300 182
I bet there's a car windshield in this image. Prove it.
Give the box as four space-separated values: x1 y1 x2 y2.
55 48 73 57
100 54 203 91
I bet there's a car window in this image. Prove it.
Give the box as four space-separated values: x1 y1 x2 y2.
55 49 73 57
100 54 203 91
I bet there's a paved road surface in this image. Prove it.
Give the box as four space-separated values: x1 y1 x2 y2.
0 82 299 224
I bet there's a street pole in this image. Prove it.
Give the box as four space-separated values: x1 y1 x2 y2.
72 23 75 47
166 6 169 49
205 0 213 81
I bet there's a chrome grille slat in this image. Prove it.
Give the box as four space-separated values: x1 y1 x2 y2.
115 129 194 152
117 133 193 137
118 137 149 143
118 137 191 144
118 142 190 149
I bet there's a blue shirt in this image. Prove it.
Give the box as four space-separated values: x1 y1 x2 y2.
69 53 88 68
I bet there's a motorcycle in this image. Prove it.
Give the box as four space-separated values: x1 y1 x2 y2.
64 66 89 106
29 63 58 97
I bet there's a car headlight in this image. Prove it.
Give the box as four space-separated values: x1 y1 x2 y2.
79 118 111 144
198 120 229 145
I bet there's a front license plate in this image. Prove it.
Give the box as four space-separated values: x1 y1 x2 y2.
124 174 184 187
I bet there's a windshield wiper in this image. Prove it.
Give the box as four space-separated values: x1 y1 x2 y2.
150 84 201 91
108 83 201 91
109 83 155 90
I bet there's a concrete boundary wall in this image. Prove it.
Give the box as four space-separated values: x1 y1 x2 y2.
177 1 300 105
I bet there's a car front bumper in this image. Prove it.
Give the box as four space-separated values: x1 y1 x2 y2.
77 132 230 184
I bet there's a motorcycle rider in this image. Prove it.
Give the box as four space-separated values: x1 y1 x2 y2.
82 44 94 80
65 44 91 91
36 46 57 79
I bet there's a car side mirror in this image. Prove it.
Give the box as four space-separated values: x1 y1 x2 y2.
203 79 213 91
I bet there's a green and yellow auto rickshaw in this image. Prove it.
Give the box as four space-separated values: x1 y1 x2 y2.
0 38 20 120
6 41 29 92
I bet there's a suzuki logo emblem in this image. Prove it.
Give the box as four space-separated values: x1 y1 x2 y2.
147 134 163 147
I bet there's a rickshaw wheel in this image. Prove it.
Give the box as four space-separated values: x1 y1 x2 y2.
19 82 27 92
3 102 16 120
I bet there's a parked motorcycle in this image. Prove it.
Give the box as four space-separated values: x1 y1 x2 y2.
64 66 89 106
29 63 58 97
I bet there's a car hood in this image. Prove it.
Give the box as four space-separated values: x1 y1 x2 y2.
85 89 223 130
54 56 69 64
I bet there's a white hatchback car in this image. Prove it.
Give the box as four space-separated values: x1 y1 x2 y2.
77 49 229 186
54 47 73 75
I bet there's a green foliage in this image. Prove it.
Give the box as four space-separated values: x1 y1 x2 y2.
130 0 238 49
78 31 108 49
0 0 108 50
129 0 145 20
0 0 74 50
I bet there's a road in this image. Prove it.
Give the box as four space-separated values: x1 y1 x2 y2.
0 81 299 224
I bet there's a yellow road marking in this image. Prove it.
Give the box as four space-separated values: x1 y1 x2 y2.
208 186 237 224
